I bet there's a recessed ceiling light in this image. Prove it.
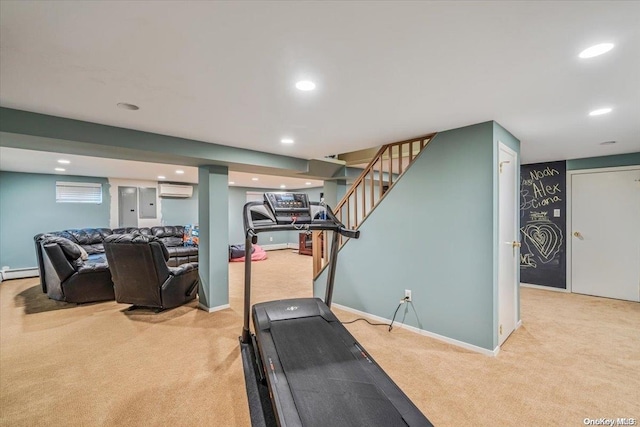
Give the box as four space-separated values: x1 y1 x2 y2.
229 181 235 185
600 141 616 145
579 43 614 59
176 170 185 174
305 182 312 185
57 159 70 164
295 80 316 91
280 184 286 189
158 175 166 179
589 107 612 116
281 138 294 144
116 102 140 110
54 168 65 172
252 177 259 181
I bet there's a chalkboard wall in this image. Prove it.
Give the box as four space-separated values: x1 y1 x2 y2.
520 161 566 289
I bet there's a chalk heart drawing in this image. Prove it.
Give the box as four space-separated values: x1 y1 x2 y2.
521 222 563 262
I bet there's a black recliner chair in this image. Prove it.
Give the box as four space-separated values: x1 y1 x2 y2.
103 233 199 311
36 234 115 303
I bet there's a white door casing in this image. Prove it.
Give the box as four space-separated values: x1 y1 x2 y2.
498 143 519 346
570 167 640 302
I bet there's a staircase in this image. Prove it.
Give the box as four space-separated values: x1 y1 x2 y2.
313 132 436 277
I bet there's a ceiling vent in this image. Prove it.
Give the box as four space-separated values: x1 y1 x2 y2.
158 183 193 198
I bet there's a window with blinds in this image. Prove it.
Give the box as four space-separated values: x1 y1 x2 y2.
56 181 103 204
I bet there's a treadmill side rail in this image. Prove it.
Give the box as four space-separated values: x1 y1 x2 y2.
239 338 277 427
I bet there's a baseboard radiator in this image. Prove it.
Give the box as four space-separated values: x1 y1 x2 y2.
0 267 40 282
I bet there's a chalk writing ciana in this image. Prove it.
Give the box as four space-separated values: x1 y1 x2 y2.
520 189 561 208
529 167 559 181
537 196 561 207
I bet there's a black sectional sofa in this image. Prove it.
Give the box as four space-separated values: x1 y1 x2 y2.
34 226 198 303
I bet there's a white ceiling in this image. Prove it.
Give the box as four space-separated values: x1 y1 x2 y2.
1 1 639 182
0 147 323 189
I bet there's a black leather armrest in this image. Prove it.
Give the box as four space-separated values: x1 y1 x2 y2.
168 262 198 277
43 243 76 282
161 263 199 304
76 262 110 274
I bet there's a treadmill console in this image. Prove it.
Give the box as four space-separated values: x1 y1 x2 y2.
264 192 312 224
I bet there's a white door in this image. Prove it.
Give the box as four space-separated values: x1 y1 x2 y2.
571 168 640 302
118 186 138 228
498 143 519 346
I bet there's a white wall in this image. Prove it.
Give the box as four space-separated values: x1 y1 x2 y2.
108 178 163 229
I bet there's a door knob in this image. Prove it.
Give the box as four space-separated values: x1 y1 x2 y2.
573 231 583 239
512 241 521 248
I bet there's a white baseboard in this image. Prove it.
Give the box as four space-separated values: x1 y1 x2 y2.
260 243 298 251
0 267 39 281
516 319 523 329
198 303 230 313
261 243 287 251
332 303 499 357
520 283 569 293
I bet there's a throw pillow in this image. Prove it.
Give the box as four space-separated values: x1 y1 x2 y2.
42 235 82 261
77 244 89 261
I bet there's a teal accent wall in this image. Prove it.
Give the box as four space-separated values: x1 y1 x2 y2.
160 185 199 226
315 121 503 350
336 180 348 201
304 187 324 205
322 181 339 208
566 152 640 170
0 171 110 269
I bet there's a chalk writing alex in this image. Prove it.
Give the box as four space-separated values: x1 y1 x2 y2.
532 182 561 198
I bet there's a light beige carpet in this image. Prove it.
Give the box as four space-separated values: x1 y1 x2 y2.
1 250 638 426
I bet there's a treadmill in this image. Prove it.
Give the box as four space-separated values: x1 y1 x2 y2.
239 192 432 427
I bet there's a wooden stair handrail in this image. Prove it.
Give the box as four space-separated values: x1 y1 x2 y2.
313 132 437 279
334 133 436 215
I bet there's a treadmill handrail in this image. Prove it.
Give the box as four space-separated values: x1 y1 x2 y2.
243 200 360 239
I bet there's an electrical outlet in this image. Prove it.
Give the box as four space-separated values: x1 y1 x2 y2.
269 236 273 242
404 289 412 302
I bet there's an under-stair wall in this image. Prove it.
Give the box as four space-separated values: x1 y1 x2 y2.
314 121 520 352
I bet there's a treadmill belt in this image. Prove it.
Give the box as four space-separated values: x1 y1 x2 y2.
270 316 407 427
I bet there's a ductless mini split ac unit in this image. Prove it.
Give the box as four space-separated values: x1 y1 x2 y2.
158 183 193 198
